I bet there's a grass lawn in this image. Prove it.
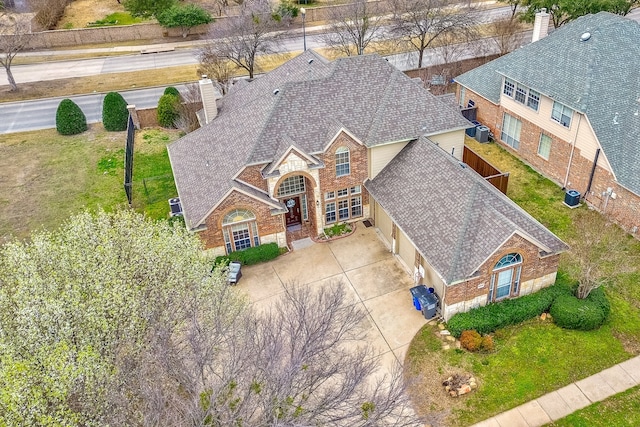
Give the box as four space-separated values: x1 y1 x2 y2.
0 125 181 244
405 139 640 426
545 385 640 427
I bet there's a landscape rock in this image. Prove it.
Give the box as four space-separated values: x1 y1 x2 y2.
446 335 455 342
457 384 472 395
440 330 451 336
540 312 547 320
438 323 445 330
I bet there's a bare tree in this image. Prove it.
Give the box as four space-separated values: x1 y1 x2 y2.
489 17 523 56
390 0 475 69
174 83 202 133
498 0 523 19
320 0 384 56
566 210 638 299
0 9 32 91
206 0 287 79
141 282 422 426
197 44 238 95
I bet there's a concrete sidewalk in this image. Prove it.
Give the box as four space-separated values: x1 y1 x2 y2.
472 355 640 427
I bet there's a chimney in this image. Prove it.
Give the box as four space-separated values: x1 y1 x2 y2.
198 75 217 125
532 8 550 42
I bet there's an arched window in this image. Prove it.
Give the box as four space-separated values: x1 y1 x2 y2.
222 209 260 254
489 253 522 301
335 147 350 177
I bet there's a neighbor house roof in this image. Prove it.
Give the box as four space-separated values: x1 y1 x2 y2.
455 12 640 196
168 50 471 229
365 138 568 284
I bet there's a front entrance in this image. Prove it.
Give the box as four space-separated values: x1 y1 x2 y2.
284 196 301 227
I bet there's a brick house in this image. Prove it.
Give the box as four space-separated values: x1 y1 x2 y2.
455 12 640 235
168 50 567 319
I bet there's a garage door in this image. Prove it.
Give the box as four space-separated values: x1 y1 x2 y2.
397 228 415 273
374 201 392 247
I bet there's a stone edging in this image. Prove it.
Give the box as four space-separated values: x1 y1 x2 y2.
311 222 357 243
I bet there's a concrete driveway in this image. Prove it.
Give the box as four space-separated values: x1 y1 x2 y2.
236 221 429 368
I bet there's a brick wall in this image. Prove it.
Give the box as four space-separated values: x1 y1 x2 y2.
236 164 268 192
199 190 284 249
318 132 370 224
444 234 561 306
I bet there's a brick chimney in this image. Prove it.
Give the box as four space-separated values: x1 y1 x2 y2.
198 75 217 125
532 8 550 42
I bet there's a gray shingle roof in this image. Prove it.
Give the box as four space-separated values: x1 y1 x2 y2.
455 12 640 196
365 138 568 284
168 50 471 228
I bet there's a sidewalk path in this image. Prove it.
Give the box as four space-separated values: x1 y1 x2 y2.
471 355 640 427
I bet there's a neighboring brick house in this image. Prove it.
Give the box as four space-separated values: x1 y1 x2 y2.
168 50 567 319
455 12 640 235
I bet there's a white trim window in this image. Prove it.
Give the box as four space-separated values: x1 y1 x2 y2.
538 133 552 160
489 253 523 302
277 175 305 197
301 194 308 220
338 199 349 220
335 147 350 177
351 196 362 217
222 209 260 254
515 84 527 104
503 78 515 97
552 101 573 128
526 89 540 111
501 113 522 149
324 191 335 200
325 202 336 223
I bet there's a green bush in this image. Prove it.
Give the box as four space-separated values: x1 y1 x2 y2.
102 92 129 131
550 287 610 331
56 99 88 135
164 86 181 97
447 284 570 338
157 94 180 128
214 243 281 266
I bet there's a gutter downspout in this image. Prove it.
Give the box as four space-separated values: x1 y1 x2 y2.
562 114 583 189
584 148 601 197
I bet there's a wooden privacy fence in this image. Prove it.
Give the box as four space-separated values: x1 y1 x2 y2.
463 146 509 195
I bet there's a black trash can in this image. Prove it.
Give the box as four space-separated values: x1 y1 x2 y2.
564 190 580 207
410 285 429 311
465 120 481 137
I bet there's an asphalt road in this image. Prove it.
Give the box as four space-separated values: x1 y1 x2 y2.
2 6 639 134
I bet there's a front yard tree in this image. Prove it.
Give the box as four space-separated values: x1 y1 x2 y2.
0 210 421 426
122 0 174 18
205 0 286 79
156 3 213 38
567 210 637 299
0 210 247 426
320 0 384 56
390 0 476 69
0 10 32 91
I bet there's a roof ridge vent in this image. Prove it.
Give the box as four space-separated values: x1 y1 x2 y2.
273 89 280 95
308 58 314 64
580 32 591 41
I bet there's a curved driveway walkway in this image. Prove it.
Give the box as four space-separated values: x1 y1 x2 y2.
237 221 428 370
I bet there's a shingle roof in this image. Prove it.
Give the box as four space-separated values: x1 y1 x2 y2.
168 50 471 228
455 12 640 196
364 138 568 284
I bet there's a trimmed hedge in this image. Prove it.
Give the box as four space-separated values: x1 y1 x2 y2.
56 99 87 135
550 287 610 331
164 86 181 97
214 243 281 266
157 94 180 128
102 92 129 131
447 285 570 338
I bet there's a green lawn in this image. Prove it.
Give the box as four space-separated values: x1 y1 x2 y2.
546 385 640 427
405 139 640 426
0 126 180 243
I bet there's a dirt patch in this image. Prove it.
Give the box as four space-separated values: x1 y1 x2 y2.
404 325 475 427
57 0 124 29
